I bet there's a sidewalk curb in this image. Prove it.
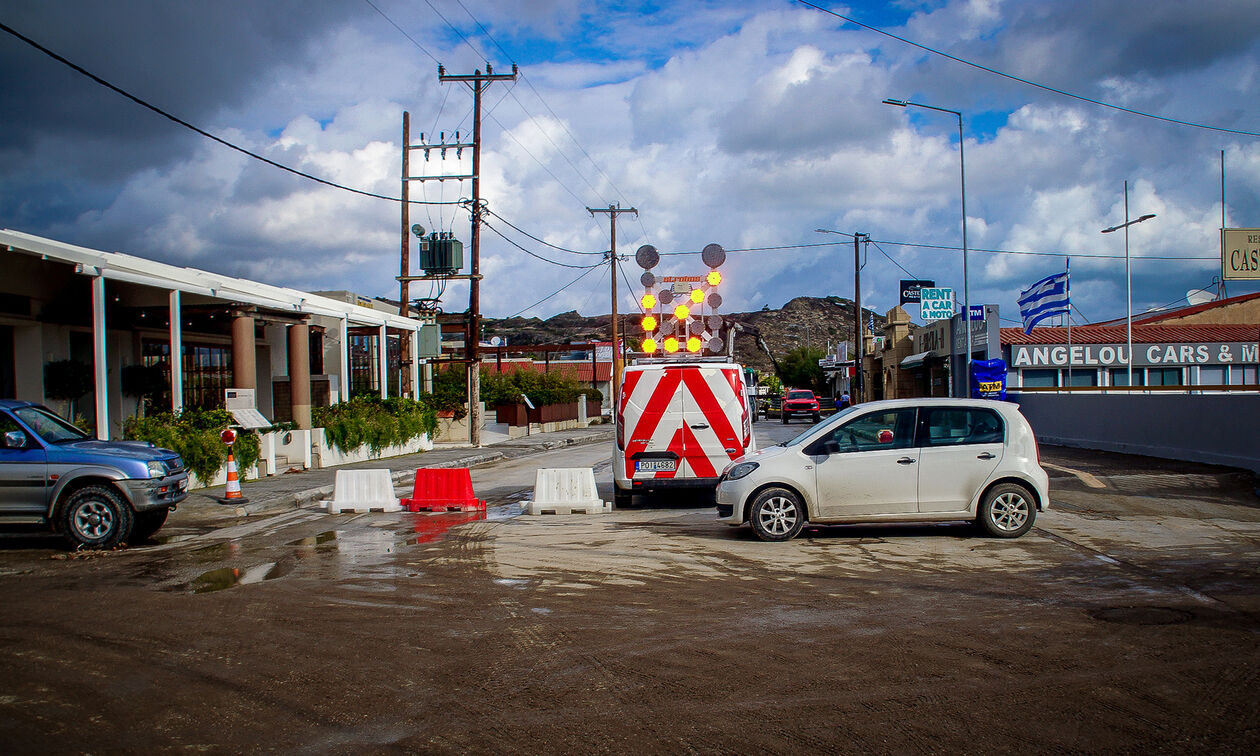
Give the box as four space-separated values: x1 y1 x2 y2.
237 428 610 517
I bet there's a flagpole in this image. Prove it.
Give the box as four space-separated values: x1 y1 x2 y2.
1065 257 1072 392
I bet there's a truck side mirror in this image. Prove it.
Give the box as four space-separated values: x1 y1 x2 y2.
4 430 27 449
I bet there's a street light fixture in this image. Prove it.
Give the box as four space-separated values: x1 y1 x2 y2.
1101 180 1156 389
883 98 971 395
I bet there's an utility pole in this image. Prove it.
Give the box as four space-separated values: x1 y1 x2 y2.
439 63 517 445
398 112 412 397
853 233 867 404
587 203 637 402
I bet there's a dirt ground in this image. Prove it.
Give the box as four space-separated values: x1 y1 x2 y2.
1 451 1259 753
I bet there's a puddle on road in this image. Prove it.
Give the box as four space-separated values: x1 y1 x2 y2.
178 511 490 593
190 560 294 593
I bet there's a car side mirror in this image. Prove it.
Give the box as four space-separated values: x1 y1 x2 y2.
4 430 27 449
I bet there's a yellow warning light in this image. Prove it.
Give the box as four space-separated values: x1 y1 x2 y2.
663 336 680 353
690 288 704 304
642 315 658 331
706 271 722 286
686 336 702 353
640 293 657 309
642 338 658 353
673 304 690 320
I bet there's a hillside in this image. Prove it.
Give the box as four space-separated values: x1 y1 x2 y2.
481 296 891 376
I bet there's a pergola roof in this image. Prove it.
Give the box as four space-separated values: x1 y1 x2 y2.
0 228 419 331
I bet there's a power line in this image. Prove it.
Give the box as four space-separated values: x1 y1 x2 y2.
363 0 441 65
871 238 1213 261
869 240 919 280
484 209 603 255
506 262 602 318
481 220 603 269
420 0 488 62
797 0 1260 138
0 20 461 206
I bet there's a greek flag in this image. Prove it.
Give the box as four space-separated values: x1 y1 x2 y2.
1017 271 1069 333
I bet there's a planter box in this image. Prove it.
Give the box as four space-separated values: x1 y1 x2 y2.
311 427 433 467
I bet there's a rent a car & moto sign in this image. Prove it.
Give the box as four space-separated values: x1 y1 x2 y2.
1011 341 1259 367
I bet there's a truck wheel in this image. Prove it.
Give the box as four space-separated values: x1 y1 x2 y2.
749 487 805 542
59 484 134 549
131 507 171 543
812 412 821 423
781 412 788 424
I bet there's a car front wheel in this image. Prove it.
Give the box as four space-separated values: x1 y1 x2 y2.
58 484 134 549
749 487 805 542
977 483 1036 538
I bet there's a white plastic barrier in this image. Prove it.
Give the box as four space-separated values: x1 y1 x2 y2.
523 468 610 515
322 469 402 513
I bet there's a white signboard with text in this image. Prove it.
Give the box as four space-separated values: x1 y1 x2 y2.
920 287 955 321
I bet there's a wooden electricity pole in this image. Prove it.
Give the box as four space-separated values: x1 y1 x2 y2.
587 203 637 402
439 63 517 445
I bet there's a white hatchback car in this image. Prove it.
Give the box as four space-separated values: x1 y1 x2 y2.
716 398 1049 541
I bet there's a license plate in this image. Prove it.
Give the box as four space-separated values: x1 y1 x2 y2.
178 479 188 491
635 459 676 473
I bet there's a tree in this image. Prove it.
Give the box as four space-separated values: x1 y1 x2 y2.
777 346 826 393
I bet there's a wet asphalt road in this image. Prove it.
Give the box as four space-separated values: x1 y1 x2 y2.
1 420 1258 753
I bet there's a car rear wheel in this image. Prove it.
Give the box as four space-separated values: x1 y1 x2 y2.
58 484 134 549
131 507 171 543
977 483 1036 538
749 487 805 542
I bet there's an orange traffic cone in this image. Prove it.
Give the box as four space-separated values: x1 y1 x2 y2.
216 450 250 505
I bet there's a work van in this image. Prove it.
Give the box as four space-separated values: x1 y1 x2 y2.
614 361 754 507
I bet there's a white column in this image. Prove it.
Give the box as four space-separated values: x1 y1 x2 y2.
410 327 420 398
339 317 350 403
92 275 109 440
377 325 388 399
169 289 183 413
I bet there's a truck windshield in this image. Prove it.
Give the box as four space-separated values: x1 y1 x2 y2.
787 391 813 400
13 406 90 444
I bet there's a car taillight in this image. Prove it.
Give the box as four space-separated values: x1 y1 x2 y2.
617 415 624 450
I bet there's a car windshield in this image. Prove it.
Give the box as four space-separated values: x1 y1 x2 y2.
782 405 859 446
787 391 813 400
13 406 90 444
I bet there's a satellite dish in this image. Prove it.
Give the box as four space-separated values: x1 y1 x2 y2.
411 224 426 238
1185 289 1215 306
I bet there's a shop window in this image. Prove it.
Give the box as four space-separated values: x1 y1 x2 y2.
1230 364 1259 385
142 339 233 410
1065 369 1098 387
1021 369 1058 388
1147 367 1183 386
1109 368 1144 387
1198 365 1227 386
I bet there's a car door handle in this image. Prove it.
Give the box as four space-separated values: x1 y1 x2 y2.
897 457 916 465
690 423 709 430
976 452 996 460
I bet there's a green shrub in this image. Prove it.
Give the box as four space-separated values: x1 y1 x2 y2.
480 366 588 407
311 396 438 456
124 408 260 484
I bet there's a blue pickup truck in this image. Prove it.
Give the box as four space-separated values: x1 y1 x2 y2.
0 399 189 548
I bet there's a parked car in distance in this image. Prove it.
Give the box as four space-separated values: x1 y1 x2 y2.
717 398 1049 541
0 399 189 549
781 389 820 424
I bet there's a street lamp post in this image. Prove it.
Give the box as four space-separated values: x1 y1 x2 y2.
883 98 970 396
1101 180 1156 389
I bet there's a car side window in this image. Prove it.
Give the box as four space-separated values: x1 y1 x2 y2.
821 409 917 453
922 408 1004 447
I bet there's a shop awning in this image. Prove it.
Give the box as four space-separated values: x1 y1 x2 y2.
900 351 933 369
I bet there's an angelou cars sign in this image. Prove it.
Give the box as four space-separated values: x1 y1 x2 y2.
1011 342 1259 368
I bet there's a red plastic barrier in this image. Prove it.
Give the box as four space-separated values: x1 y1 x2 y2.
400 468 486 512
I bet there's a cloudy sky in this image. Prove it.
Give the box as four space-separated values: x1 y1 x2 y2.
3 0 1259 334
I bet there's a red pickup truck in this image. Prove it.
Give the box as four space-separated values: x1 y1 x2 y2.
781 389 821 424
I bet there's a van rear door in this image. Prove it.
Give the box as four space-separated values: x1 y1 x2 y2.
621 366 685 480
677 366 747 480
